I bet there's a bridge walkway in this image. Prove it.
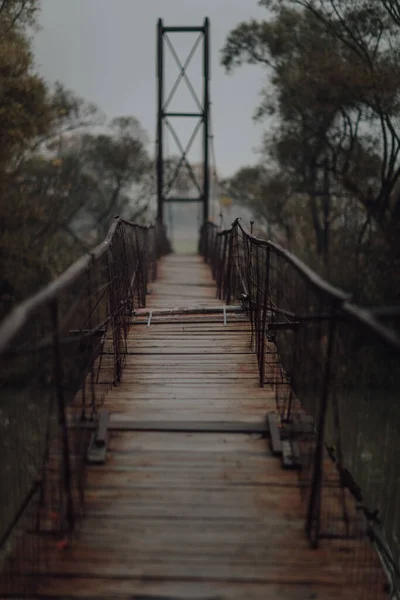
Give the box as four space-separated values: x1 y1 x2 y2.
29 254 384 599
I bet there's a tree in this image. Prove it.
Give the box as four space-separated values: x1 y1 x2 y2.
0 0 50 172
222 6 350 265
79 117 152 237
0 3 156 317
221 0 400 295
227 0 400 230
0 83 153 315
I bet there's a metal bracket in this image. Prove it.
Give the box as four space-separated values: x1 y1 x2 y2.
87 409 109 465
267 412 310 470
282 439 301 470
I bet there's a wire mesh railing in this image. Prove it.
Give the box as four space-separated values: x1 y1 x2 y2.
200 218 400 596
0 217 169 596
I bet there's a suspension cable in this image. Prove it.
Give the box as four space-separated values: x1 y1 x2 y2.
208 102 222 227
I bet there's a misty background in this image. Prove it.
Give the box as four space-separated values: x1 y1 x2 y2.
33 0 266 249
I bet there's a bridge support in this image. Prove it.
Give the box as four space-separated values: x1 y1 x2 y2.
156 18 210 225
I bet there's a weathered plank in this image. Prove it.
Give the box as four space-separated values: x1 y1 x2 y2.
13 253 386 600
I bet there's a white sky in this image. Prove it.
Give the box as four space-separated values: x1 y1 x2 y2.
33 0 269 179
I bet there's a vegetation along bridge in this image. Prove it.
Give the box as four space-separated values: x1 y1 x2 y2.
1 17 400 600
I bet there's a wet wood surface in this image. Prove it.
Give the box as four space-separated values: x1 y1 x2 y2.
148 254 222 309
19 254 385 599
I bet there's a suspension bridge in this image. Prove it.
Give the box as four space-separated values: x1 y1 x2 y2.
1 19 400 600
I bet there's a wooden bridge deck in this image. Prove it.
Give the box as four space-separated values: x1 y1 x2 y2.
31 255 384 599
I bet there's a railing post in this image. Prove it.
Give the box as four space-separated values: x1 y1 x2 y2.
143 227 149 302
213 233 220 280
121 226 132 316
231 222 240 304
259 247 270 387
133 227 145 308
245 236 255 351
152 226 157 282
87 258 96 418
107 248 122 385
217 234 228 299
255 246 262 362
35 394 54 533
51 299 74 533
204 224 209 263
306 305 337 547
225 230 234 305
285 327 298 423
142 229 147 306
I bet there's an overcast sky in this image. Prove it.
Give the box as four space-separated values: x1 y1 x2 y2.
33 0 269 178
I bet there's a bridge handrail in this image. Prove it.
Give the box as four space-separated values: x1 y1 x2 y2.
0 218 167 353
208 218 400 348
0 216 169 588
222 218 351 302
200 218 400 577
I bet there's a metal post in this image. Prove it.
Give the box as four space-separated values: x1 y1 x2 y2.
203 17 210 224
143 227 149 299
218 234 228 298
259 248 270 387
51 300 74 533
156 18 164 224
226 231 234 305
108 249 122 384
247 238 255 351
156 19 211 231
306 308 337 547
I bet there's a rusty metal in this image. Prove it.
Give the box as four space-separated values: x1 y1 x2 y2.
200 217 400 580
156 19 210 224
0 217 169 595
306 306 337 547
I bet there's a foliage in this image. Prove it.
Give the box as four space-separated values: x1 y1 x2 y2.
0 1 50 171
0 3 154 318
221 0 400 301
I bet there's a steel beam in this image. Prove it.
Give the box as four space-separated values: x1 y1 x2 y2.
164 112 204 118
163 26 205 33
156 18 211 226
203 17 210 223
156 18 164 223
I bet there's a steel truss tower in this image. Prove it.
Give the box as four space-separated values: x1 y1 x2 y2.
156 18 210 224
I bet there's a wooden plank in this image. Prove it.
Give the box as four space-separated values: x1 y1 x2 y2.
135 305 243 316
74 420 268 433
281 414 314 437
135 318 249 325
13 253 386 600
30 577 380 600
99 420 267 434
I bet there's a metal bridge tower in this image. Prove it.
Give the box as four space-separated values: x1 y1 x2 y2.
156 18 210 224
